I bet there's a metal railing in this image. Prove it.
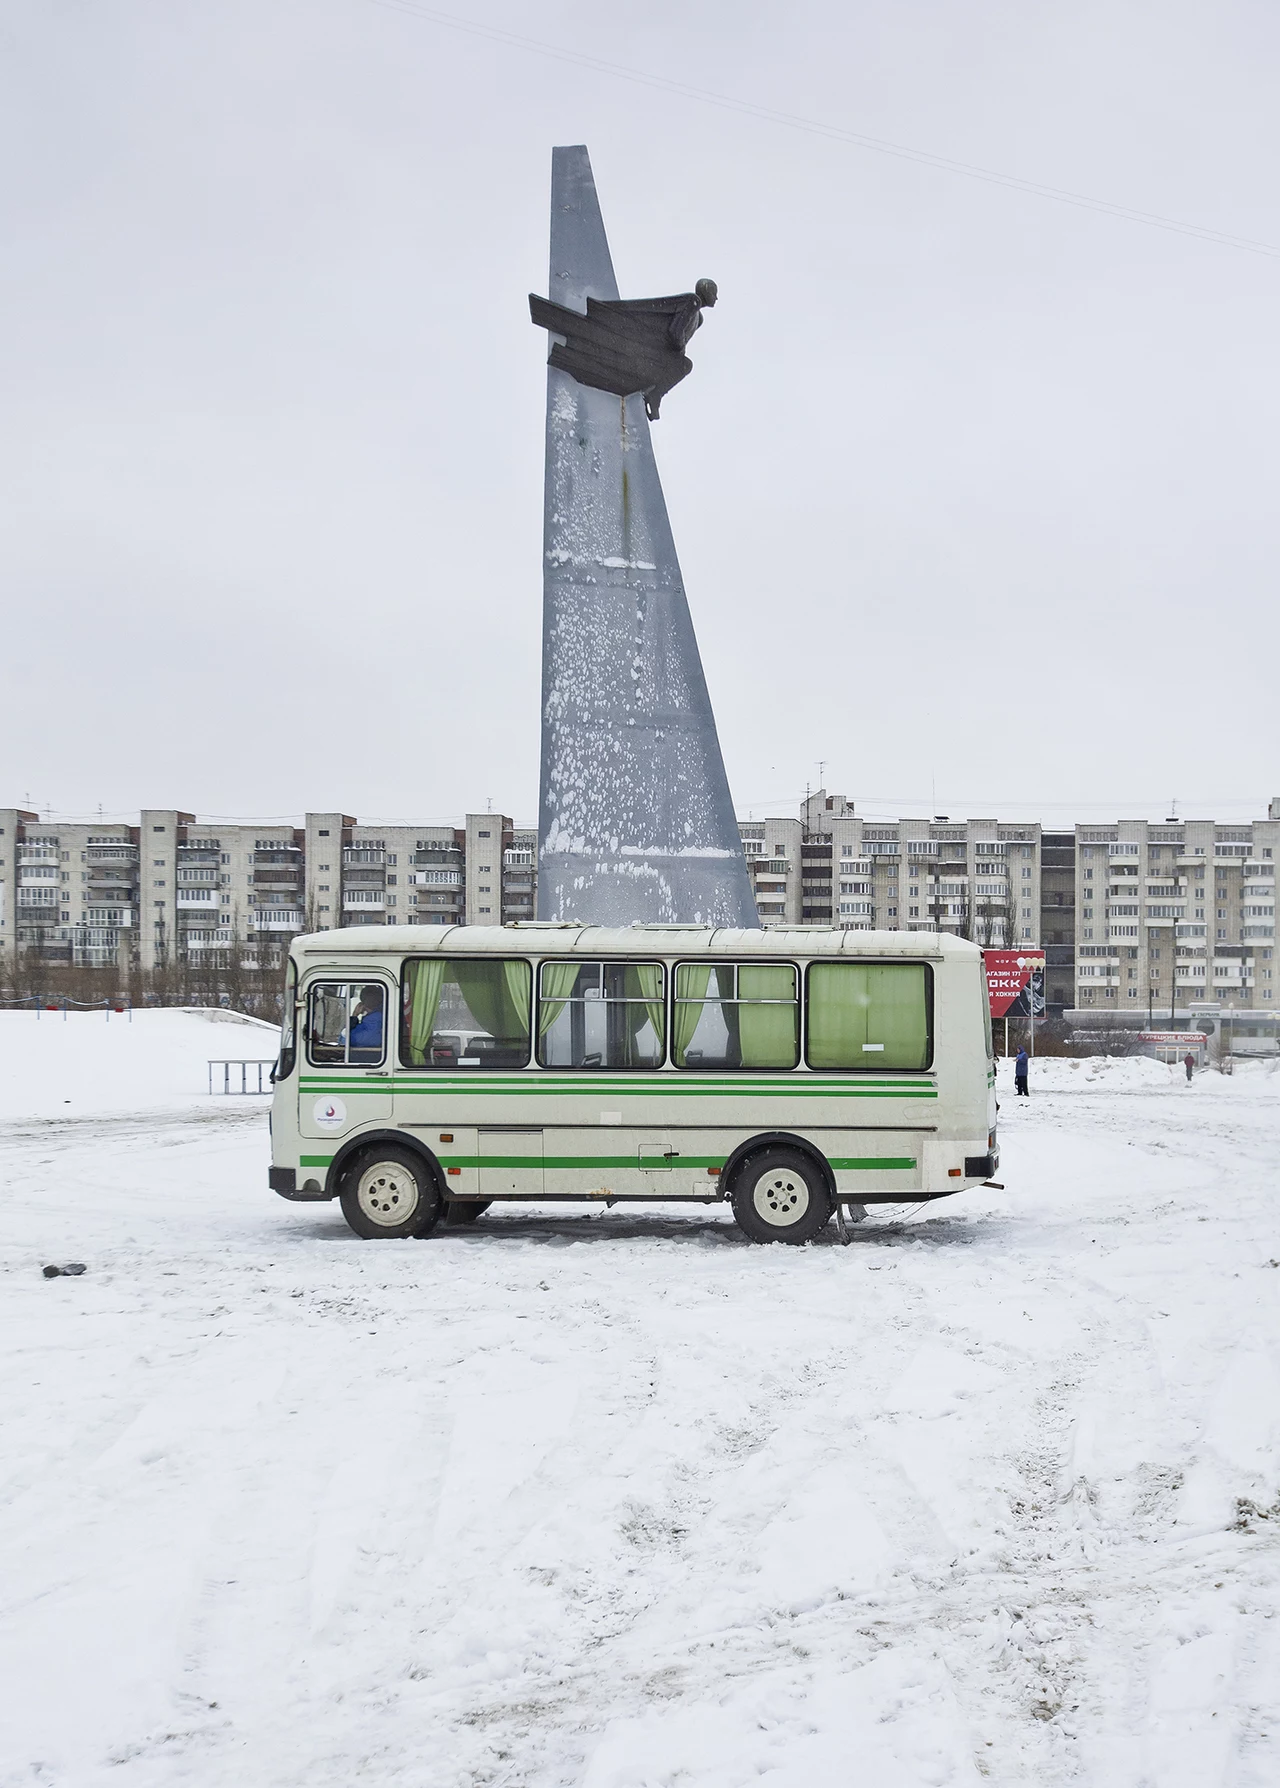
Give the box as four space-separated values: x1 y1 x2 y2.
0 996 131 1019
208 1059 275 1094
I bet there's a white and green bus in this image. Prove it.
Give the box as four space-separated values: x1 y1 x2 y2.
269 924 998 1245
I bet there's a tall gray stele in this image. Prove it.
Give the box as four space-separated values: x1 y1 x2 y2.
535 146 757 927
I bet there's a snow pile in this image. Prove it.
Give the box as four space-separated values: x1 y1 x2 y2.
997 1053 1175 1091
998 1053 1280 1095
0 1008 279 1121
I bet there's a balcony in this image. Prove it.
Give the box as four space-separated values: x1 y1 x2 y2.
177 890 219 908
343 891 385 910
253 910 303 931
410 870 462 887
85 847 137 864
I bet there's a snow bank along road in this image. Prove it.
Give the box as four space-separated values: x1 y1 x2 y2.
1 1019 1278 1786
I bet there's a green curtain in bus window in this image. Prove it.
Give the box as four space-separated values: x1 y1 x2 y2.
807 963 928 1070
538 961 580 1036
673 964 712 1065
625 963 665 1062
737 963 799 1068
405 958 446 1064
453 959 531 1046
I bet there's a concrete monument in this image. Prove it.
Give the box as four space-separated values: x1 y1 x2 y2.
530 146 756 927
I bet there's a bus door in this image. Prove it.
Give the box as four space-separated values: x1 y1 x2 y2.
300 976 395 1145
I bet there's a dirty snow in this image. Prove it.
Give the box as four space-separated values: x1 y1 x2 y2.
1 1013 1278 1785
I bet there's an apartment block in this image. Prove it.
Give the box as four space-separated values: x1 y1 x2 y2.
0 808 536 972
1070 806 1280 1021
739 792 1041 948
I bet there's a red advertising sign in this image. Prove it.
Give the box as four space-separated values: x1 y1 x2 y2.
983 950 1046 1018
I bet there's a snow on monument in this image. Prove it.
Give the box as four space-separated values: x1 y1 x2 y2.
529 145 757 927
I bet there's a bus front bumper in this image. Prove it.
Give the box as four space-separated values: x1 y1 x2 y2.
270 1167 331 1202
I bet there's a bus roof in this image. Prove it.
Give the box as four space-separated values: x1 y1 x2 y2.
290 924 979 962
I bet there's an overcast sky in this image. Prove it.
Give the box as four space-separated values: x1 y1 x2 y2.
3 0 1277 828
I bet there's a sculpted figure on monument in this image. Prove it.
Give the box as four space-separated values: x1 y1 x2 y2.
529 277 718 420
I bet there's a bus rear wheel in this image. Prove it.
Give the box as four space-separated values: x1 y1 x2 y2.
339 1146 440 1240
730 1148 832 1245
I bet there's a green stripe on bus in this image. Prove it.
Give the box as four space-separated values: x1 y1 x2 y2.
411 1154 917 1172
299 1076 934 1089
298 1083 937 1100
300 1154 334 1167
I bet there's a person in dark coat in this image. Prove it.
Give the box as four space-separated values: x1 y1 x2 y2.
1183 1050 1195 1082
1014 1047 1029 1096
349 985 384 1057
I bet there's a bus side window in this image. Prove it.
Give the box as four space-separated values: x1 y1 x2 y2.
537 961 665 1069
400 959 532 1068
806 963 931 1071
673 962 798 1069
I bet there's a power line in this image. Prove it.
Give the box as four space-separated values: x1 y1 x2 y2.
363 0 1280 259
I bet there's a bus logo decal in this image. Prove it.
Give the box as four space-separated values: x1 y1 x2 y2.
313 1096 347 1130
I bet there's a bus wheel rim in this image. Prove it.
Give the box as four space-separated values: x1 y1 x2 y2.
753 1169 809 1226
356 1162 418 1226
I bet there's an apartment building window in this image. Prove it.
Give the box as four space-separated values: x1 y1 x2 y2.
1022 927 1032 938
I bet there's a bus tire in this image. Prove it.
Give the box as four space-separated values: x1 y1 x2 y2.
730 1147 833 1245
444 1200 492 1226
339 1145 440 1240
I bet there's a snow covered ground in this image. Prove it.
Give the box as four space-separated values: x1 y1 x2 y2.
1 1016 1278 1786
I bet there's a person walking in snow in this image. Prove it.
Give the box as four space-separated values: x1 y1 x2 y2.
1014 1046 1029 1096
1183 1050 1195 1082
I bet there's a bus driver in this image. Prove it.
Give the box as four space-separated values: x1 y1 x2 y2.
348 985 385 1058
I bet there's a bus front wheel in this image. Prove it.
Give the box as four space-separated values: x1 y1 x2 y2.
339 1146 441 1240
730 1148 832 1245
